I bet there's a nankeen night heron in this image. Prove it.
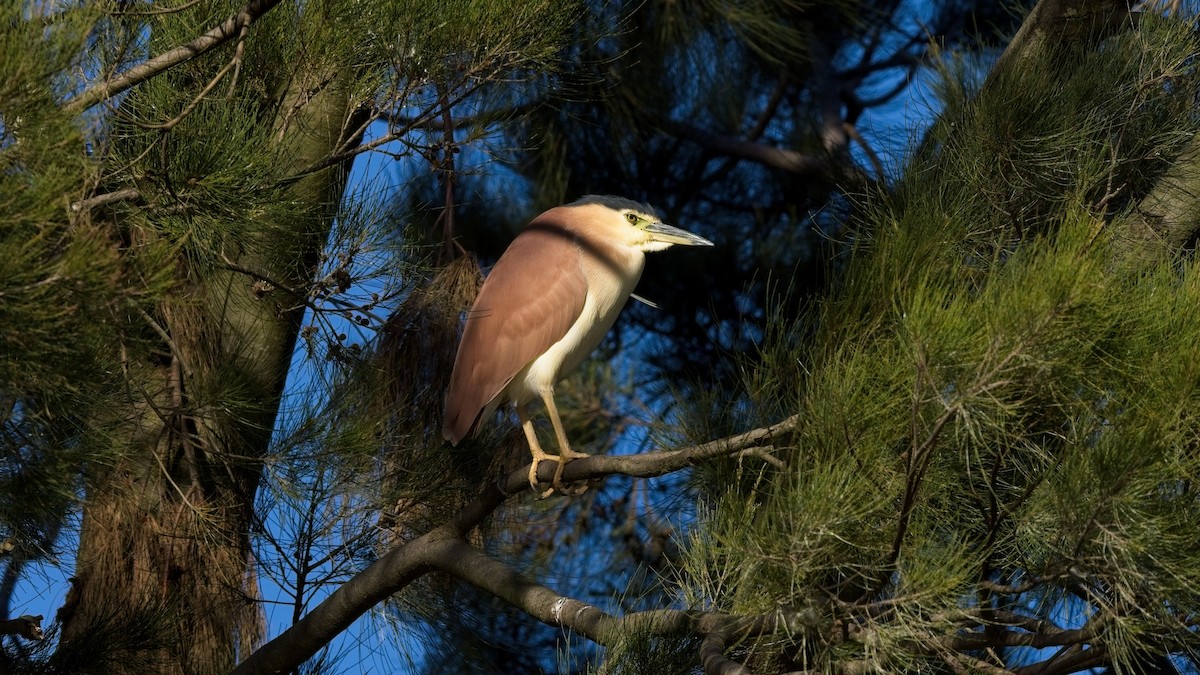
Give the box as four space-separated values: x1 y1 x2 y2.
442 195 714 496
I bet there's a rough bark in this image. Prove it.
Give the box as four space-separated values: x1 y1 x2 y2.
983 0 1200 265
988 0 1133 83
60 64 365 675
1111 133 1200 266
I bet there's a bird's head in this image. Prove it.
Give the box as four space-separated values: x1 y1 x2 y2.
567 195 714 252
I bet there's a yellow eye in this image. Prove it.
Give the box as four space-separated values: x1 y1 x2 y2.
625 213 638 224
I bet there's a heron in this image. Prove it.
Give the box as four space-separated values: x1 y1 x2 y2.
442 195 714 497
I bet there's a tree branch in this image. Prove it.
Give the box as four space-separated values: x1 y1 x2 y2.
0 615 43 641
1112 133 1200 266
548 414 799 485
232 416 799 675
69 188 142 214
432 538 814 675
63 0 283 114
665 123 830 176
917 0 1136 160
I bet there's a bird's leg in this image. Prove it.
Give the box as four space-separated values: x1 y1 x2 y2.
540 389 590 495
517 403 555 498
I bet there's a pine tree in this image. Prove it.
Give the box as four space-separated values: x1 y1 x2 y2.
677 4 1200 673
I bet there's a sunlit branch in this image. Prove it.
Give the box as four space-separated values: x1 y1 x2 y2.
70 188 142 214
232 416 799 675
546 414 800 485
63 0 283 114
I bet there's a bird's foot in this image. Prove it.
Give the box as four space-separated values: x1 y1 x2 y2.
528 457 556 499
527 451 591 498
551 449 590 496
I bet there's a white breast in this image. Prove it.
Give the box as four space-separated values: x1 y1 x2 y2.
511 244 645 405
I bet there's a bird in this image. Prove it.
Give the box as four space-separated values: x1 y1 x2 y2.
443 195 714 497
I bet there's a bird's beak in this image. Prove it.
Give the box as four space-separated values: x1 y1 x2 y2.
645 221 714 247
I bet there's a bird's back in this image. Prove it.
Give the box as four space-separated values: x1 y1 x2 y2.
442 216 589 443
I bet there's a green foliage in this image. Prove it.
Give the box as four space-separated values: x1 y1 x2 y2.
0 3 177 561
680 14 1200 672
382 0 579 80
597 631 699 675
1 3 151 395
4 0 584 668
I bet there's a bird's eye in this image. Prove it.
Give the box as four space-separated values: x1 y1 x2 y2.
625 213 638 224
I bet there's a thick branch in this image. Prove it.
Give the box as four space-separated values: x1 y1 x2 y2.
433 538 814 675
547 414 799 486
233 416 798 675
918 0 1135 159
666 122 829 176
988 0 1133 86
945 617 1104 650
810 39 847 156
1014 643 1108 675
63 0 283 114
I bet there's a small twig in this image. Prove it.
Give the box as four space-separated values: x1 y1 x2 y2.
70 187 142 214
134 305 194 379
167 353 201 490
436 81 458 260
978 577 1047 595
114 0 203 16
282 75 497 182
150 57 237 131
736 445 787 469
226 20 251 99
217 254 386 326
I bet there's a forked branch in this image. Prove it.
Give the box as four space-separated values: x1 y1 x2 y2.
231 416 799 675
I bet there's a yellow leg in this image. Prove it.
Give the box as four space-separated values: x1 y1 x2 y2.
539 388 589 495
517 403 555 498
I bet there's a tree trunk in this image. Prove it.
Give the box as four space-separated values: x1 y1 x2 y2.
60 67 365 674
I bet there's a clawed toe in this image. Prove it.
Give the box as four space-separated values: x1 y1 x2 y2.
550 453 590 496
528 458 555 499
527 453 591 498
